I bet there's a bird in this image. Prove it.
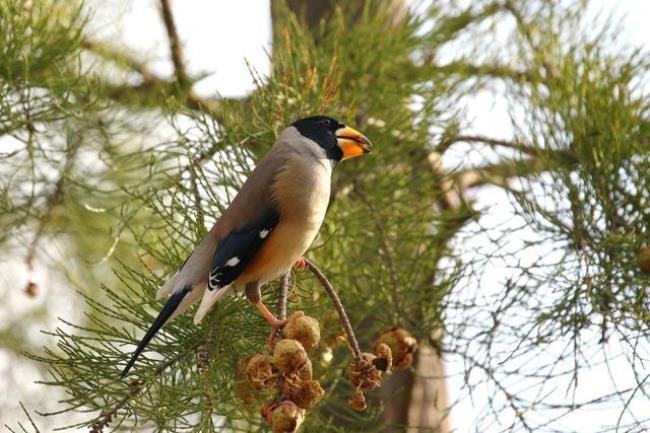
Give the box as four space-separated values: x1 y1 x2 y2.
121 115 372 376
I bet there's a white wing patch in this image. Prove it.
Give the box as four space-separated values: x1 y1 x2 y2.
225 256 240 267
259 229 270 239
208 269 221 290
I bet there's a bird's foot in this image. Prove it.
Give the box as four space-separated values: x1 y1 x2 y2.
267 320 286 349
293 256 307 271
254 300 286 348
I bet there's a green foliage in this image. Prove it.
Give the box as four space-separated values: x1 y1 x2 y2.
441 4 650 430
2 0 649 432
0 0 89 132
24 3 471 431
510 9 650 341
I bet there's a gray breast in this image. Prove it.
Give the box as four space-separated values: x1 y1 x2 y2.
270 127 333 224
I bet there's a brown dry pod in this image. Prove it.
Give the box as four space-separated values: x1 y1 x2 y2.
349 353 382 390
271 400 305 433
373 343 393 372
284 378 325 410
296 357 313 381
284 311 321 350
348 389 367 411
374 327 417 369
24 281 38 298
245 354 277 390
273 339 309 375
639 247 650 274
235 357 255 405
260 401 276 424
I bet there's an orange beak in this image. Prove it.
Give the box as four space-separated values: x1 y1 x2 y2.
336 126 372 161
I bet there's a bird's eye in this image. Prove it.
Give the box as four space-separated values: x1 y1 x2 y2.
318 119 332 128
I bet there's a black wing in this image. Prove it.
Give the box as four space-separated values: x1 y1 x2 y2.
122 208 280 377
208 207 280 291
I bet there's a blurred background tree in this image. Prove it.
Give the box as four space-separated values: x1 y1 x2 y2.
1 0 648 432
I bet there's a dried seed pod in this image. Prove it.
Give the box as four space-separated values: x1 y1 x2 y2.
640 247 650 274
284 311 321 350
284 378 325 410
245 354 278 389
24 281 38 298
348 389 367 411
196 343 210 373
273 339 309 375
260 401 276 423
349 353 382 390
296 357 313 381
235 357 255 405
270 400 305 433
374 327 417 369
373 343 393 372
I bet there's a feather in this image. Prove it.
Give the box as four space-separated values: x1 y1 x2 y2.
121 285 191 377
193 285 234 324
207 207 281 291
192 207 280 322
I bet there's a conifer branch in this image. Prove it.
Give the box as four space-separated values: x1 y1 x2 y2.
436 134 538 156
502 0 558 80
90 379 143 433
304 258 362 360
81 39 224 119
188 162 204 231
80 39 156 82
158 0 189 88
17 402 41 433
431 61 535 83
452 148 578 190
24 137 80 296
277 272 291 322
350 186 402 322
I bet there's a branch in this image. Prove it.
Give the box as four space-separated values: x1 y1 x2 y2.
437 134 539 157
431 61 535 83
277 272 291 322
25 136 81 297
80 39 155 82
502 1 558 79
88 336 208 432
81 39 224 119
453 148 578 190
304 258 362 360
188 161 204 231
351 185 402 322
334 134 542 206
158 0 189 87
90 379 143 433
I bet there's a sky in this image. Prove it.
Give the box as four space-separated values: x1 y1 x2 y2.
3 0 649 431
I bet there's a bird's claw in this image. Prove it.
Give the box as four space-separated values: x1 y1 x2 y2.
268 319 286 349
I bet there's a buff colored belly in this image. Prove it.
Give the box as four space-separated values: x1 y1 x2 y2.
237 152 331 286
236 217 320 284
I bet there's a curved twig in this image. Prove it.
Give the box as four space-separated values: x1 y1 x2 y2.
303 258 362 360
277 272 291 322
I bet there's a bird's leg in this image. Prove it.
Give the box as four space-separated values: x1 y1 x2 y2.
245 281 285 348
293 256 307 270
254 300 284 328
256 301 285 348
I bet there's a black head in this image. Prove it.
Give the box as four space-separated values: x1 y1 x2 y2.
291 116 345 161
291 115 372 162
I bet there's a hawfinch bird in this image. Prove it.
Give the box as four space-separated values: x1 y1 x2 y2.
122 116 371 376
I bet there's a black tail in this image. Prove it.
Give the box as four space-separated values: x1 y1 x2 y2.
121 286 190 377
